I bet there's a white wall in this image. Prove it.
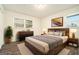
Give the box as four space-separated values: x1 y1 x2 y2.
3 5 79 42
0 5 4 48
41 6 79 38
4 10 41 41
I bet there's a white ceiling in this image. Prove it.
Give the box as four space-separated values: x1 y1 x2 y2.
3 4 79 18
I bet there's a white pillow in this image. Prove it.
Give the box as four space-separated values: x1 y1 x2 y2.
48 31 59 36
48 31 53 35
54 32 60 36
48 31 63 36
59 32 63 36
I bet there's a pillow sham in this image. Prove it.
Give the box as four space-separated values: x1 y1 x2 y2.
48 31 63 36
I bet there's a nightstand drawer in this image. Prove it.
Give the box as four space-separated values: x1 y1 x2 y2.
68 39 78 43
68 43 78 47
67 38 79 48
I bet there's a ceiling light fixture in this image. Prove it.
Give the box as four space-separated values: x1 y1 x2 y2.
34 4 47 10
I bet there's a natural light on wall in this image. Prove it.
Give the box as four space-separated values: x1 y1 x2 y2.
34 4 47 10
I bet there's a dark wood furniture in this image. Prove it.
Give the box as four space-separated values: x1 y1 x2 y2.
67 38 79 48
25 28 69 55
48 28 69 38
17 31 33 41
25 41 67 55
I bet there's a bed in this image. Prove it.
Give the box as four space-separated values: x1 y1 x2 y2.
25 28 69 55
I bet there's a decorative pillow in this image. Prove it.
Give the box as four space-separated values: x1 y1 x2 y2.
59 32 63 36
54 32 60 36
48 31 60 36
48 31 64 36
62 31 65 36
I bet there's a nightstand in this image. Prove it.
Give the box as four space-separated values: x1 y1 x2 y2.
67 38 79 48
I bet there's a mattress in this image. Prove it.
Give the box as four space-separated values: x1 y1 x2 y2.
25 35 68 53
48 35 68 43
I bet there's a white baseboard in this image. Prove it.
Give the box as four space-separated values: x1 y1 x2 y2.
0 45 1 49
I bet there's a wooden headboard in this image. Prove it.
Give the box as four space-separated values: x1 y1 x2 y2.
48 28 69 37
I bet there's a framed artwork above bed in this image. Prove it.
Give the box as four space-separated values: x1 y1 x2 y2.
51 17 63 27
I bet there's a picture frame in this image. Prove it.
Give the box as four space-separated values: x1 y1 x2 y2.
51 17 63 27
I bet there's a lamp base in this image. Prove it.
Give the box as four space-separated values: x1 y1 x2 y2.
72 33 75 39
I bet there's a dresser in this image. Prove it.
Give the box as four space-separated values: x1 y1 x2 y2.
17 31 33 41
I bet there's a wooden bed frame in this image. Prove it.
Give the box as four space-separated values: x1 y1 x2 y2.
25 28 69 55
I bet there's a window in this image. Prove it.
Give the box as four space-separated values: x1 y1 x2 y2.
25 20 32 28
14 18 24 28
66 14 79 28
14 17 32 28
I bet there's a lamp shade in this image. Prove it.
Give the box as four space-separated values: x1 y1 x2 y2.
70 29 77 33
42 28 47 34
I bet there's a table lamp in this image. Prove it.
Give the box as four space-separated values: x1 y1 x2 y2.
42 29 47 34
70 29 77 39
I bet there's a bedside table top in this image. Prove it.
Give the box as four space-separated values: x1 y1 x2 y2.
68 38 78 43
68 38 78 40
